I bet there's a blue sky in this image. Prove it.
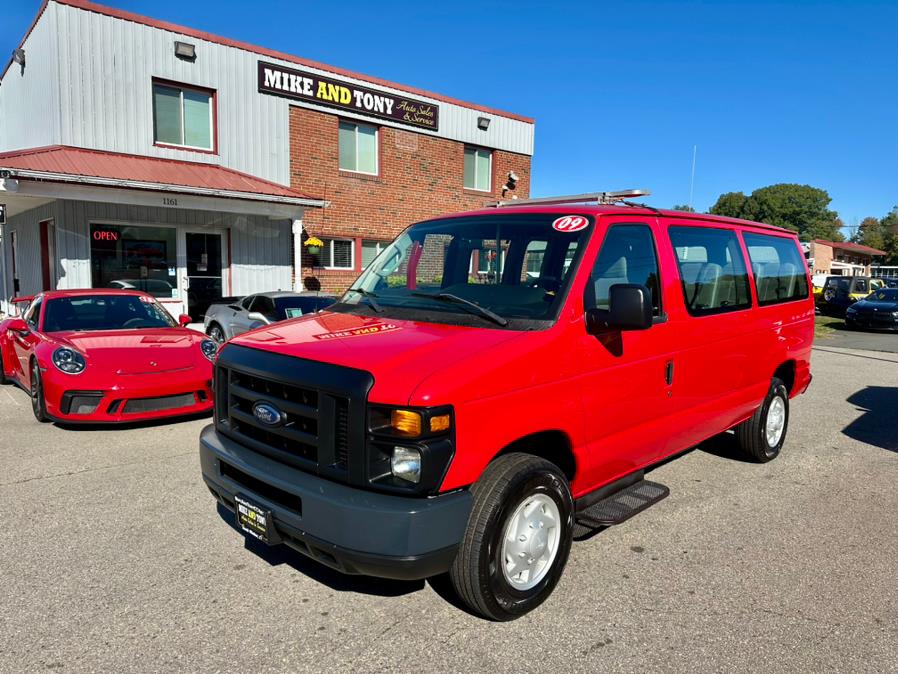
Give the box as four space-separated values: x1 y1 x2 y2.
4 0 897 233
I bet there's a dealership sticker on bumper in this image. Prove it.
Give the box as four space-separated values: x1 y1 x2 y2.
235 494 272 544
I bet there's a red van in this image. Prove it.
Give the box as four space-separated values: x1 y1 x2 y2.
200 191 814 620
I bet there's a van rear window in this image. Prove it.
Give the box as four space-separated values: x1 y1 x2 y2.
669 226 752 316
742 233 810 305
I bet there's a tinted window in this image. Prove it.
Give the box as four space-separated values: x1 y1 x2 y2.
669 226 752 315
869 288 898 302
25 298 42 330
240 296 255 310
743 232 810 305
43 296 176 332
589 224 661 315
251 296 276 319
853 279 868 293
274 296 336 320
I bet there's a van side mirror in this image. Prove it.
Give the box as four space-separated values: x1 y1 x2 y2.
585 284 653 334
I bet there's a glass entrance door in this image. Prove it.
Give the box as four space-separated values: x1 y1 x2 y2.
184 232 223 321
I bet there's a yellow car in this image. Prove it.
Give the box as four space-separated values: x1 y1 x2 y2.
816 276 886 316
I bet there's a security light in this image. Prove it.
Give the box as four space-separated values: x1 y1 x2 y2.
11 48 25 74
477 116 490 131
174 41 196 61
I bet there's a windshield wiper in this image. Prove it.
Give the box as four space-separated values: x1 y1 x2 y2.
410 291 508 327
347 287 384 313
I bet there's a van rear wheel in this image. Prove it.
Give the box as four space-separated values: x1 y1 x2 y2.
736 377 789 462
449 453 574 621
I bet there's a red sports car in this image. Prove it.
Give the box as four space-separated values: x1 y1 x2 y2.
0 289 216 423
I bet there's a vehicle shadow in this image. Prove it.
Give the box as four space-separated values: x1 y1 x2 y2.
843 386 898 453
692 431 757 463
55 410 212 431
215 503 425 598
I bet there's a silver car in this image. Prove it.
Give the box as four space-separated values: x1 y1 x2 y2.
204 291 336 343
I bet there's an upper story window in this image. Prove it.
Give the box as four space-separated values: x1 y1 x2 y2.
152 80 215 151
339 121 378 174
464 146 492 192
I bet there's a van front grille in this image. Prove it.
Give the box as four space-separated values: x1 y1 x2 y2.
213 345 373 485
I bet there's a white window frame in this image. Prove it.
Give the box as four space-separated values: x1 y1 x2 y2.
152 81 215 151
360 239 387 270
464 146 492 192
323 238 356 271
339 121 379 176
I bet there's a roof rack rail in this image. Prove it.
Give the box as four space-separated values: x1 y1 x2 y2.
490 189 651 208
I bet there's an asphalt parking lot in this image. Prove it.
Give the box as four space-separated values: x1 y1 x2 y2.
816 317 898 354
1 346 897 673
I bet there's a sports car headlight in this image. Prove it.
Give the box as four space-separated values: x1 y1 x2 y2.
52 347 86 374
200 339 218 362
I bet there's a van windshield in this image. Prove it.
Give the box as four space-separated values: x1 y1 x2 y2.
338 213 592 327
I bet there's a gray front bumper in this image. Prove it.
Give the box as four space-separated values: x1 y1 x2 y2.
199 425 472 579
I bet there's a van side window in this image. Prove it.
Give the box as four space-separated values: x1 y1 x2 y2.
590 224 661 316
669 226 751 316
742 232 810 305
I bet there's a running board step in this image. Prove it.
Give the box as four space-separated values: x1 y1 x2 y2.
575 480 669 528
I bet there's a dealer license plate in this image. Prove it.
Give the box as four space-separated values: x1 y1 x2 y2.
234 494 272 544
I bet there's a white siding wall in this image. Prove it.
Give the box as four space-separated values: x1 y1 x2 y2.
42 1 534 187
7 200 292 295
0 9 60 152
3 203 57 298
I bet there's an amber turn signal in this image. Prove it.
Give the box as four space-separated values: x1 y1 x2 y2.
391 409 423 436
429 414 451 433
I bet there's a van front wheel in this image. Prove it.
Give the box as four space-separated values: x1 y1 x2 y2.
449 453 574 621
736 377 789 462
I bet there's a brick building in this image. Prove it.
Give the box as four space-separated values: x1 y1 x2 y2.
0 0 534 317
807 240 885 276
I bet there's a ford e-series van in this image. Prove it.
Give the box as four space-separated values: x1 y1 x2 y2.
200 190 814 620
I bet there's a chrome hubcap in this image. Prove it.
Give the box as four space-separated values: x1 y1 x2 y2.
766 396 786 447
500 494 560 591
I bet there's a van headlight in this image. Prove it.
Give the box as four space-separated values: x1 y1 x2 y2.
52 347 86 374
200 339 218 362
391 446 422 483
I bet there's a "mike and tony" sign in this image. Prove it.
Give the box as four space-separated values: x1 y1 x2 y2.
258 61 439 132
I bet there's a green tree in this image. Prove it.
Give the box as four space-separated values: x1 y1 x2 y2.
670 204 695 212
708 184 842 241
709 192 747 218
853 216 885 250
879 207 898 264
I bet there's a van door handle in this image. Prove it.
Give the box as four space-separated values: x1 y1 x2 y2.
665 360 674 386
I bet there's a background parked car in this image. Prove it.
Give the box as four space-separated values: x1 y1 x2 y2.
204 291 336 343
845 287 898 331
108 279 176 298
0 289 215 423
816 275 886 316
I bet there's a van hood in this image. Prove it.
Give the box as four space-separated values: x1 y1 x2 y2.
229 311 524 403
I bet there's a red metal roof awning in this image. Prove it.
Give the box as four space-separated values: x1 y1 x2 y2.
814 239 887 257
0 145 325 207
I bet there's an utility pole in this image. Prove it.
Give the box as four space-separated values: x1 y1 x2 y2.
688 145 697 211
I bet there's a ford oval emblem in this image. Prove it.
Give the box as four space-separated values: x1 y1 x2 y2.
252 401 284 427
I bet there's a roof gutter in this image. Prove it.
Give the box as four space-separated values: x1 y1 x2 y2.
0 167 328 208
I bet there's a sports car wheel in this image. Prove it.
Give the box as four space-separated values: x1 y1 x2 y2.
207 323 225 344
31 361 49 423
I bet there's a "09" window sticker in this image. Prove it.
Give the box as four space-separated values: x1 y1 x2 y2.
552 215 589 233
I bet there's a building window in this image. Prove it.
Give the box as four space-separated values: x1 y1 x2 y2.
339 121 378 174
361 240 387 269
322 238 355 270
464 146 492 191
89 223 178 298
152 81 214 151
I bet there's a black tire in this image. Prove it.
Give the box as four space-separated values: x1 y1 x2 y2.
30 360 49 423
207 323 226 344
736 377 789 463
449 453 574 621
